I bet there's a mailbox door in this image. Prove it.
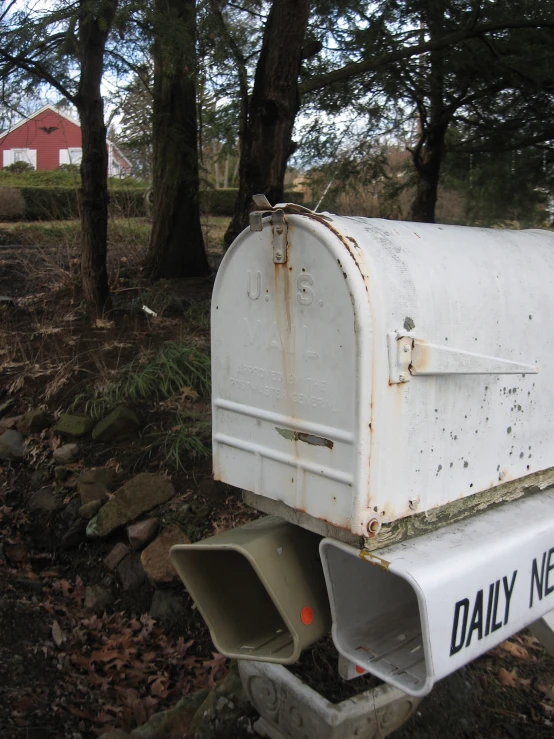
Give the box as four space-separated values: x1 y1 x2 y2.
212 215 372 533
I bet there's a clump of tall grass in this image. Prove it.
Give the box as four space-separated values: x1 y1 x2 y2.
75 341 210 419
139 412 211 471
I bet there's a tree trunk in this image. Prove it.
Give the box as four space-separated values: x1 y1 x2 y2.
410 119 449 222
144 0 210 280
76 0 117 317
409 13 449 224
224 0 311 246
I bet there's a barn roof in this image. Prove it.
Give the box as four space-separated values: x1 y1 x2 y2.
0 104 80 141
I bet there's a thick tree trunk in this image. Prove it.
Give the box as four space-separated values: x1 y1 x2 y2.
76 0 116 318
144 0 210 280
410 120 448 223
224 0 311 247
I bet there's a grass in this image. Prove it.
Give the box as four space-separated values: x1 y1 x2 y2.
75 340 211 419
0 218 151 249
139 412 212 471
0 215 229 252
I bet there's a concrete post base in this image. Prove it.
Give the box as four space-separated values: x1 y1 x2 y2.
238 661 421 739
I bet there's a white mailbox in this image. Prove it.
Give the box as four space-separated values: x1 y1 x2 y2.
211 200 554 540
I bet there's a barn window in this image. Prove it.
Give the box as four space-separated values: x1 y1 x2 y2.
3 148 37 169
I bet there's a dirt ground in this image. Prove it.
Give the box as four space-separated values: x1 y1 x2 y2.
1 235 553 738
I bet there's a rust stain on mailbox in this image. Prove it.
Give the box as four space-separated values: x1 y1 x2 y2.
276 427 334 450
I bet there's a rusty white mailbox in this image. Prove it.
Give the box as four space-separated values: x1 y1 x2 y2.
172 200 554 688
211 199 554 540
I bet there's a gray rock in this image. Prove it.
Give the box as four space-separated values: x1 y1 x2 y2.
17 409 52 436
84 585 114 612
127 518 159 550
141 526 190 585
29 486 62 512
77 467 113 504
54 466 71 482
92 406 140 443
61 497 81 526
79 499 105 519
53 442 80 465
0 416 19 434
117 554 146 591
61 518 87 548
188 664 251 739
30 468 49 487
79 467 116 486
104 542 131 571
77 480 110 505
86 473 175 538
0 430 25 461
129 689 209 739
149 589 185 622
54 413 95 438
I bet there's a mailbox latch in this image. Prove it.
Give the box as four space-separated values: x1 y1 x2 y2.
388 330 538 384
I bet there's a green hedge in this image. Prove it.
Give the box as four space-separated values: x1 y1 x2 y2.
0 169 146 189
12 187 147 220
0 185 305 221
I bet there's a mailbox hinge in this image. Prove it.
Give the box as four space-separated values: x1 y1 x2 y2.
249 195 288 264
271 209 288 264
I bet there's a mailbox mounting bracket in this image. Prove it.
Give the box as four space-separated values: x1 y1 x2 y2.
388 331 538 384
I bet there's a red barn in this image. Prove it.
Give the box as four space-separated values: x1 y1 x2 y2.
0 104 132 177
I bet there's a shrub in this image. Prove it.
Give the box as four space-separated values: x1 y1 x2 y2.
57 163 80 174
0 185 149 220
3 161 35 174
0 187 26 219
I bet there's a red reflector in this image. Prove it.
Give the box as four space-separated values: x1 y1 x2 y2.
300 606 314 625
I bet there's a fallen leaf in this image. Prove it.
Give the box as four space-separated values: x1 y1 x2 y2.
519 634 543 650
497 667 530 689
180 386 199 402
149 677 168 698
51 620 65 647
94 318 115 329
90 649 120 663
498 640 531 660
67 705 94 720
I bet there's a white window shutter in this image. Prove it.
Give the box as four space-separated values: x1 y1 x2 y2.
59 149 70 165
3 150 13 167
29 150 37 169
